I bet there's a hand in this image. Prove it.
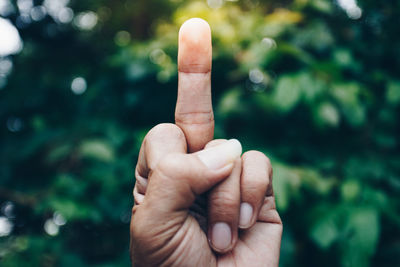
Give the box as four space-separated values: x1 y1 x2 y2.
130 18 282 267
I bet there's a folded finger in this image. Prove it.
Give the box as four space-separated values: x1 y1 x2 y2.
207 156 241 253
239 151 273 229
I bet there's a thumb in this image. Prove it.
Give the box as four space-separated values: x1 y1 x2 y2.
130 140 241 265
143 139 242 213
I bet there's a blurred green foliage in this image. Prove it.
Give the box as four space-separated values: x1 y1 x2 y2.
1 0 400 266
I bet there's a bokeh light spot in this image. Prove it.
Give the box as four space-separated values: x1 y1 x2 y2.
17 0 33 14
30 5 47 21
114 31 131 46
0 18 23 56
150 49 167 65
44 219 59 236
1 201 15 219
249 68 264 84
74 11 98 31
71 77 87 95
0 217 12 236
57 7 74 24
43 0 72 23
0 0 15 16
262 37 277 50
53 212 67 226
337 0 362 20
0 57 13 76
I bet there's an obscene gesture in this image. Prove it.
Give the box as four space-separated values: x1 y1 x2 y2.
130 18 282 267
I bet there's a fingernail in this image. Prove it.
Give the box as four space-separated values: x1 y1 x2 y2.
197 139 242 170
211 222 232 251
239 202 253 228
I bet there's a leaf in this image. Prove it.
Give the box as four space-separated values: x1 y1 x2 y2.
298 71 325 102
218 87 243 115
341 207 380 267
332 83 366 127
272 163 301 211
265 9 303 24
79 140 115 162
46 144 73 164
45 199 92 221
299 168 336 195
310 0 333 14
340 180 361 201
316 102 340 127
310 208 340 249
386 81 400 105
273 75 302 113
310 204 380 265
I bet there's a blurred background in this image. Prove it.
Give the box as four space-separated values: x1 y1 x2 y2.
0 0 399 266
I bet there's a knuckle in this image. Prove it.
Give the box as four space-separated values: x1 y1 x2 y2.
243 150 272 176
242 181 270 203
210 201 239 217
135 168 147 183
142 124 186 172
209 191 240 215
133 186 145 205
210 191 238 205
146 123 185 142
243 150 269 164
247 177 270 190
175 110 214 125
241 151 274 201
241 191 259 204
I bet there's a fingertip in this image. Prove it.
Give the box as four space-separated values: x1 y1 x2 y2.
179 18 211 35
178 18 212 73
196 139 242 170
228 139 242 158
204 139 228 149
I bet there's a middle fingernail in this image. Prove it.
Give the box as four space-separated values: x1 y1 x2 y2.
211 222 232 251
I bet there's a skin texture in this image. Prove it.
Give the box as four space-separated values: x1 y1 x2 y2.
130 18 282 267
176 18 213 153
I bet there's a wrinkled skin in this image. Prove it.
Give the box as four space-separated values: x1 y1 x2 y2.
130 18 282 267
